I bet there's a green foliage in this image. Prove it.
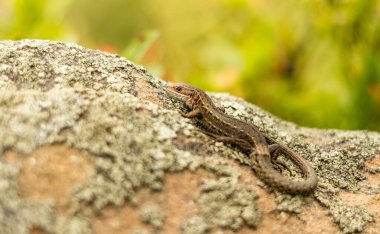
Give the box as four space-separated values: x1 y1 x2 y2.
0 0 75 40
1 0 380 130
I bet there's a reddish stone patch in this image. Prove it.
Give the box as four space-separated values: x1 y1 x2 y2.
159 170 208 233
339 154 380 233
30 226 45 234
93 170 209 234
4 144 93 213
93 205 149 234
134 74 162 105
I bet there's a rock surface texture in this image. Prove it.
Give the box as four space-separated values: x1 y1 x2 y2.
0 40 380 234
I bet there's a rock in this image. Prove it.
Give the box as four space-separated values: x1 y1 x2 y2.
0 40 379 234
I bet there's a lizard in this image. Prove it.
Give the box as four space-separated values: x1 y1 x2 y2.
165 82 318 193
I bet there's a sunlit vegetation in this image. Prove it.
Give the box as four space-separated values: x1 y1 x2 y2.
1 0 379 130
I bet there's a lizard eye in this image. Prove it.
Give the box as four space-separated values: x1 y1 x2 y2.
175 87 182 92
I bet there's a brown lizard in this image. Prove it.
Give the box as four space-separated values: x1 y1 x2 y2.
165 82 317 193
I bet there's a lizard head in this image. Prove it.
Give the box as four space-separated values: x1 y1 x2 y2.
165 82 197 100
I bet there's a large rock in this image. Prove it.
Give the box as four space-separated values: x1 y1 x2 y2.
0 40 379 234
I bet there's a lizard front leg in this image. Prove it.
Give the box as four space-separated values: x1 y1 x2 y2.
181 108 201 118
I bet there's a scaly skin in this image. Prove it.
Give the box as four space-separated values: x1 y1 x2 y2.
165 82 317 193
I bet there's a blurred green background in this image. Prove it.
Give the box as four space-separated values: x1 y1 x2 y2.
1 0 380 131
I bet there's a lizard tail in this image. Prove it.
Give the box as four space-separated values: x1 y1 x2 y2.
252 152 318 194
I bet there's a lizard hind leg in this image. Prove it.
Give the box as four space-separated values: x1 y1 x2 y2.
269 144 293 176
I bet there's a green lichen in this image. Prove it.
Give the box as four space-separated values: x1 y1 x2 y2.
275 194 305 213
140 204 165 229
183 176 260 232
179 156 260 233
317 190 374 233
